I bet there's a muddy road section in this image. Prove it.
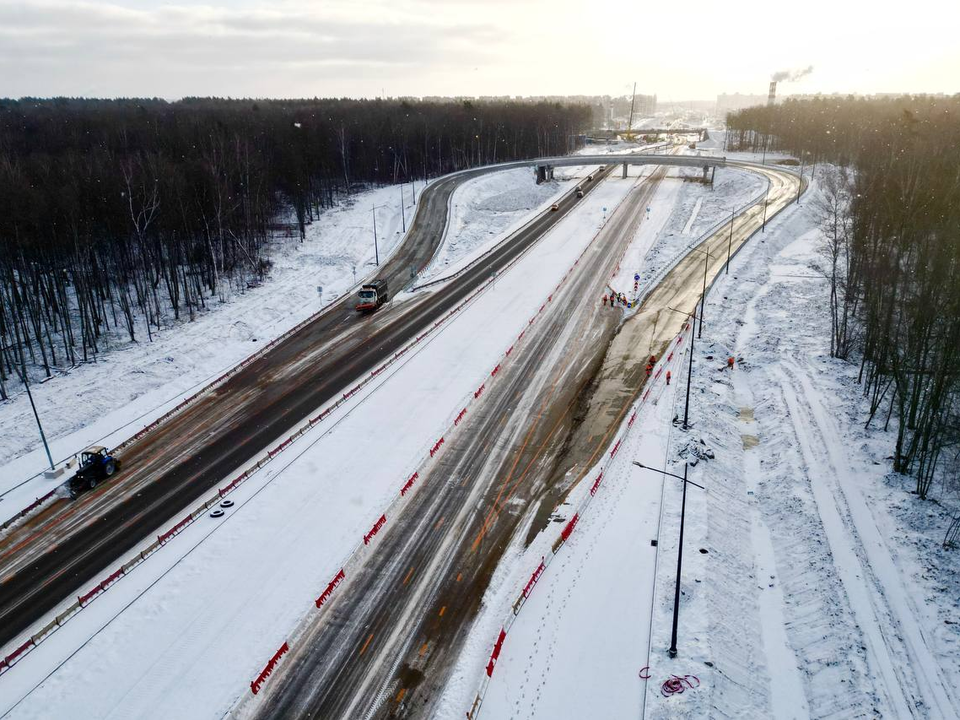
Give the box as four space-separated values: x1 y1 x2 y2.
254 168 665 720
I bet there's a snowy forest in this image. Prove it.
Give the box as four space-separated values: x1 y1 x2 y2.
0 97 591 399
728 96 960 542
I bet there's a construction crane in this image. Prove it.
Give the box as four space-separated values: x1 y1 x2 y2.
619 82 643 142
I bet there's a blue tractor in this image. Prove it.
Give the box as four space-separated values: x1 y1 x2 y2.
68 446 121 498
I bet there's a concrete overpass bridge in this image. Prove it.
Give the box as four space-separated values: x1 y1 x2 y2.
587 127 708 142
529 153 726 183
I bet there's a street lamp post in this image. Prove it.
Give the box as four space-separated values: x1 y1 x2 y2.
698 250 709 339
632 461 704 658
371 204 380 265
761 185 769 233
683 318 695 429
725 208 735 275
796 153 805 205
9 356 55 471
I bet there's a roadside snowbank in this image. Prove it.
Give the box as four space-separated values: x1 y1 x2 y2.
0 178 639 720
0 169 565 515
418 169 571 284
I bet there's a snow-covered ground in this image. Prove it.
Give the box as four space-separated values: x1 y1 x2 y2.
417 169 572 283
444 350 683 720
0 169 580 520
0 183 410 498
445 164 960 720
646 174 960 719
0 175 643 719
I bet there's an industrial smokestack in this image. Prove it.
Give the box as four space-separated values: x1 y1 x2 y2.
768 81 777 106
771 65 814 83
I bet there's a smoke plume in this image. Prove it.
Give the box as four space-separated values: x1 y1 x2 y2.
771 65 813 82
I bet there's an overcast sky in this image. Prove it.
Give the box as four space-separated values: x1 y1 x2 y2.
2 0 958 101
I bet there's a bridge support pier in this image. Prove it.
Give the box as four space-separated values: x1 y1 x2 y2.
622 163 628 179
535 165 555 184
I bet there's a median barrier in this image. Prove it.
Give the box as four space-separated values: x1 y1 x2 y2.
363 514 387 546
250 641 290 695
522 559 546 599
400 472 419 497
2 639 34 671
77 586 101 607
589 471 604 497
0 488 59 533
315 569 346 609
158 514 193 545
464 322 691 718
485 628 507 678
31 619 58 646
55 602 80 627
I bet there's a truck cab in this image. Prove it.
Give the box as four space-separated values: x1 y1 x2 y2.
356 279 389 312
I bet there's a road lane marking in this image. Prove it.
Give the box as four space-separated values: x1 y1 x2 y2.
359 633 374 656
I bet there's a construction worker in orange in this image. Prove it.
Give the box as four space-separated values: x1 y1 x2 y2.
603 294 608 306
727 356 735 370
666 370 672 385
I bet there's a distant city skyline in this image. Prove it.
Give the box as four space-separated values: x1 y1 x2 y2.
2 0 958 101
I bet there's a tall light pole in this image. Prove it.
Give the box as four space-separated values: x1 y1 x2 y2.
725 208 735 275
9 354 55 471
796 153 805 205
761 185 769 233
683 318 695 429
697 248 713 339
632 461 704 658
371 204 380 265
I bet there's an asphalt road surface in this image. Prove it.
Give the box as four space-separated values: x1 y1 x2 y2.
0 162 611 648
252 162 802 719
252 166 669 719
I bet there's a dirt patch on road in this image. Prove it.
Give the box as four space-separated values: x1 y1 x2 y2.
522 306 673 546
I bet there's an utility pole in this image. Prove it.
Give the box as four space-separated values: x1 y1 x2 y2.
683 318 695 429
632 461 703 658
698 250 709 339
725 208 735 275
796 154 805 205
400 184 406 233
10 358 55 471
372 205 380 265
761 185 769 232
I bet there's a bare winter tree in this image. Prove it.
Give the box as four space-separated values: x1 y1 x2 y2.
811 164 856 358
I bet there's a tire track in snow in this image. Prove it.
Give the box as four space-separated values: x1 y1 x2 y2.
781 360 960 719
777 362 918 718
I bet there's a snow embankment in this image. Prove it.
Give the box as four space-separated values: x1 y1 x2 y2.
0 177 639 720
645 172 960 719
0 183 410 495
0 169 561 517
417 169 572 284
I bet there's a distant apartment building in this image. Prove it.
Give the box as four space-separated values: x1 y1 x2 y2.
715 93 768 118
